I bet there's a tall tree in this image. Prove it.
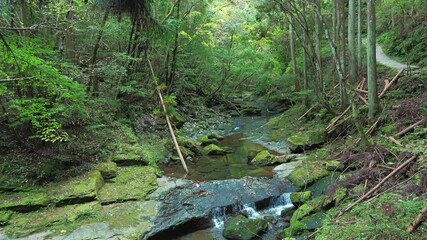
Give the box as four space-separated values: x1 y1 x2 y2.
348 0 357 83
367 0 379 118
314 0 323 94
288 17 301 92
357 0 362 73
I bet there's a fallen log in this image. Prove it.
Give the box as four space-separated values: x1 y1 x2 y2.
326 106 351 131
407 205 427 233
388 136 403 146
379 69 404 99
337 155 418 217
395 119 426 137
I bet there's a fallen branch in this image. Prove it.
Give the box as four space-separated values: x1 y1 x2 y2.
406 205 427 233
355 88 368 94
337 155 418 217
388 136 403 146
395 118 426 137
147 56 189 174
326 106 351 131
357 95 368 104
365 116 382 135
379 69 404 98
298 103 318 120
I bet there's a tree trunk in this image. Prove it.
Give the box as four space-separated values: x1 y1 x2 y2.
357 0 363 74
338 0 347 109
314 0 323 94
167 0 181 92
348 0 357 83
367 0 380 119
289 18 301 92
302 1 309 106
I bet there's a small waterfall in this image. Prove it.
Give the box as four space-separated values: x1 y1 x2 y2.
211 192 294 229
212 207 227 228
266 192 294 217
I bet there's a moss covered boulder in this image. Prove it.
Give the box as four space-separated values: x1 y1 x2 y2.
290 191 312 206
334 188 348 206
287 130 327 153
98 166 158 204
287 163 330 188
326 160 344 172
178 137 202 154
111 144 149 166
203 144 232 155
208 133 225 140
99 162 118 179
0 190 49 212
250 150 275 166
223 214 268 240
3 202 102 238
291 195 334 223
198 135 219 146
50 171 104 207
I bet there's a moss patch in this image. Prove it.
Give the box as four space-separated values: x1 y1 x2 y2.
99 161 118 179
251 150 275 166
202 144 231 155
98 166 158 204
198 135 219 146
287 162 330 188
0 190 49 212
223 214 268 240
0 210 13 225
287 130 327 153
290 191 312 206
3 202 102 238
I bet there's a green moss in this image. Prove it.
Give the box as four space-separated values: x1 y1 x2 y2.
251 150 274 166
283 220 307 237
287 130 326 153
50 171 104 206
207 133 224 140
0 210 13 225
290 195 334 223
99 161 118 179
178 136 201 154
287 162 330 188
223 214 268 240
3 202 102 238
0 190 49 212
326 160 344 171
98 166 158 204
290 191 312 206
202 144 231 155
111 143 148 165
198 135 219 146
335 188 348 206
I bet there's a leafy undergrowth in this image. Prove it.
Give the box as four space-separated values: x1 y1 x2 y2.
319 193 427 239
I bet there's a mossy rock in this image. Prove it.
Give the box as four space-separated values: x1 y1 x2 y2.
299 212 325 230
0 190 49 212
98 166 158 204
290 191 313 206
203 144 232 155
290 195 334 223
240 107 262 116
334 188 348 206
99 162 118 179
0 210 13 226
208 133 224 140
283 219 308 237
247 150 261 161
287 130 327 153
287 163 330 188
178 137 201 154
250 150 275 166
198 135 219 146
3 202 102 238
111 144 149 166
326 160 344 172
223 214 268 240
50 171 104 207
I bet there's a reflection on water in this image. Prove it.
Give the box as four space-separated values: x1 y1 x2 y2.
162 133 278 181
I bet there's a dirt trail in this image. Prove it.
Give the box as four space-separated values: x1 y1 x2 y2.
375 44 419 70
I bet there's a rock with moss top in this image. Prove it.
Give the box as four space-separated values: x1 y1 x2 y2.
98 166 158 204
178 137 201 154
198 135 219 146
0 190 50 212
291 195 334 223
290 191 312 206
250 150 275 166
287 130 326 153
208 133 224 140
0 211 12 226
203 144 232 155
99 162 118 179
111 144 149 166
326 160 344 171
334 188 348 206
287 163 330 188
223 214 268 240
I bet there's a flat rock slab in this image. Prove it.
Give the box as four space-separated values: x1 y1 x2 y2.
273 161 303 179
145 177 296 240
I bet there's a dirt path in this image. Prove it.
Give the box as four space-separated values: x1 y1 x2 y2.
376 44 419 70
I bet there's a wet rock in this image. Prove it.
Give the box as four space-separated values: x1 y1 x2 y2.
287 163 330 188
290 191 312 206
223 214 268 240
147 177 191 201
247 150 261 161
250 150 275 166
240 107 262 116
287 130 326 153
203 144 232 155
198 135 219 146
273 161 303 179
0 211 12 226
178 137 201 154
281 207 295 218
300 212 325 230
99 162 118 179
98 166 157 204
326 160 344 172
144 177 296 239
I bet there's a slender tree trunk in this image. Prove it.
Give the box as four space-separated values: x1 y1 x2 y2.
367 0 380 119
338 0 347 109
289 18 301 92
302 1 309 106
89 10 110 96
314 0 323 94
357 0 363 74
167 0 181 92
348 0 357 83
